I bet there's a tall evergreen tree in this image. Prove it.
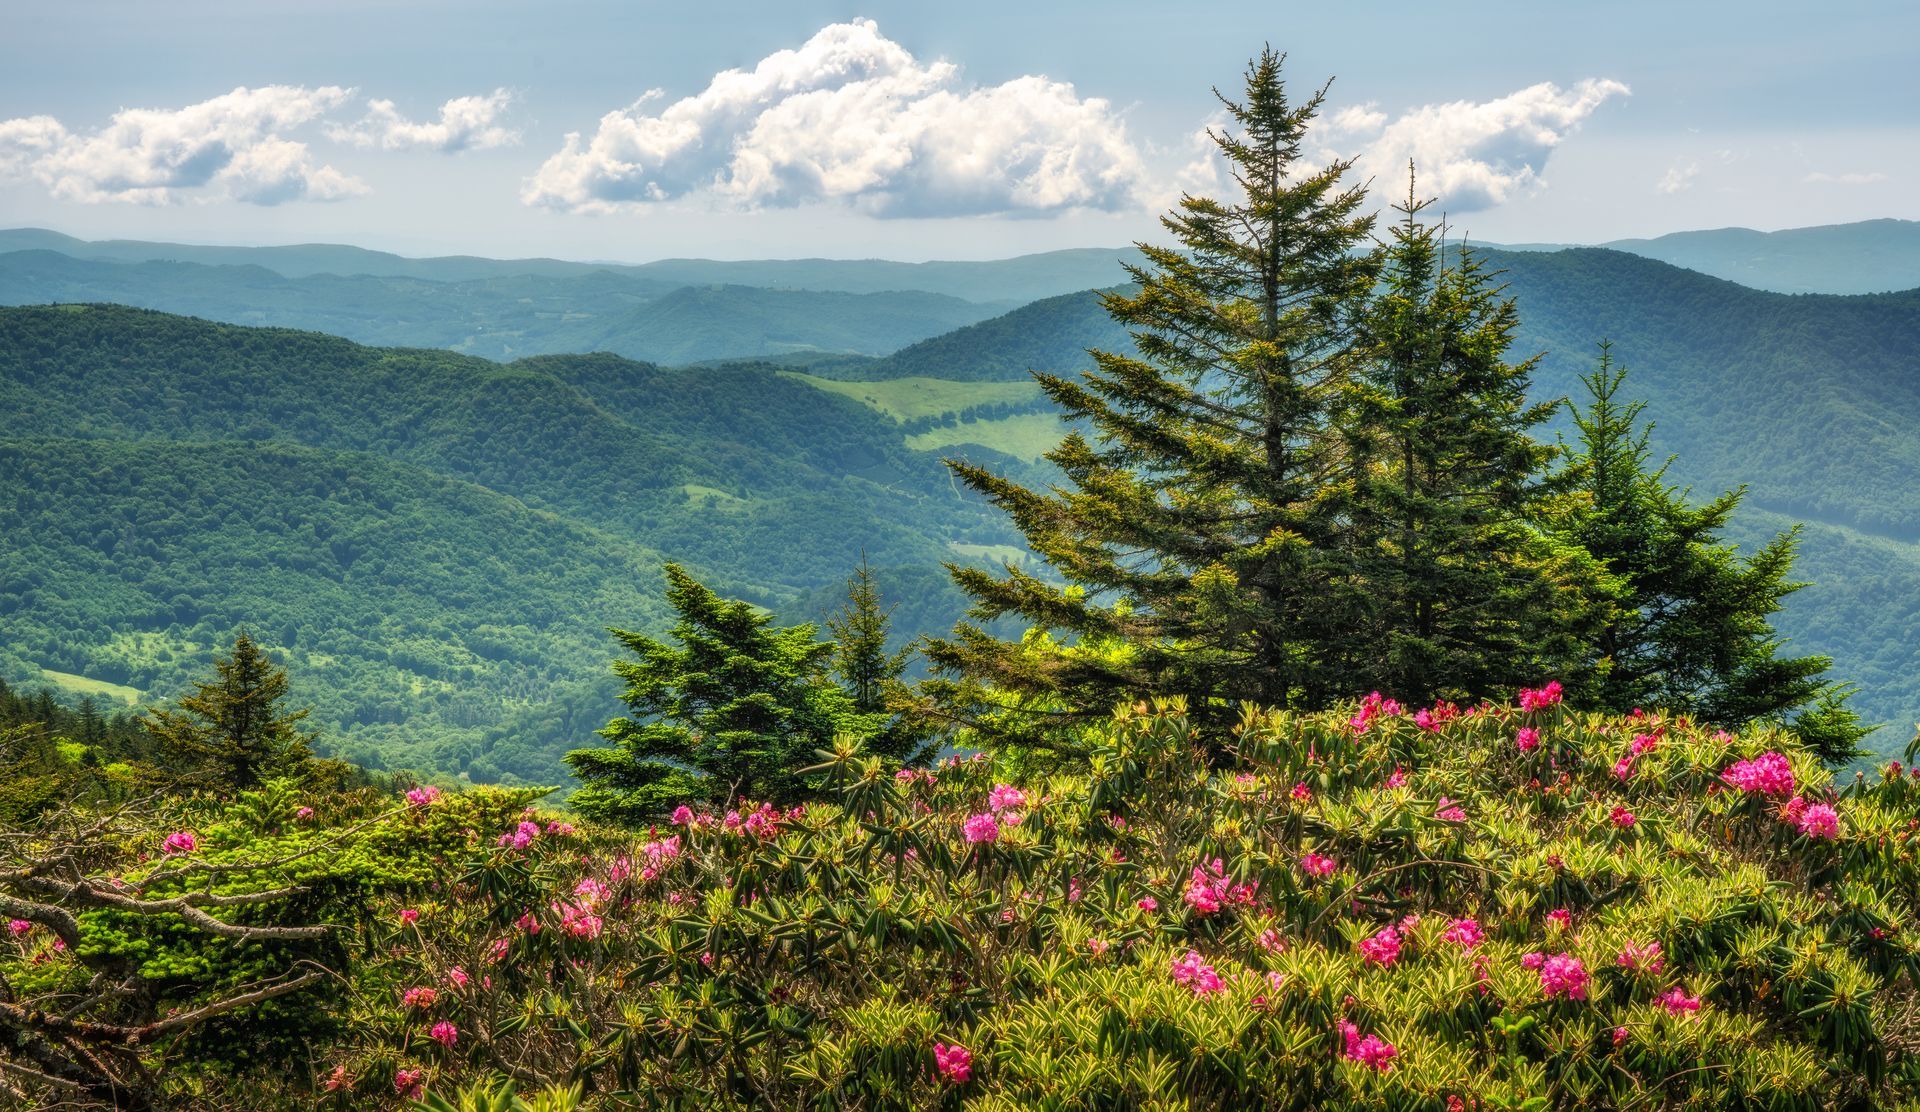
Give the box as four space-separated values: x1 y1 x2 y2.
144 632 316 789
1335 182 1612 703
827 557 932 765
1552 346 1867 761
567 564 871 824
925 50 1380 738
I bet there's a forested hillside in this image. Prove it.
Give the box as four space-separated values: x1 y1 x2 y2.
0 306 1028 780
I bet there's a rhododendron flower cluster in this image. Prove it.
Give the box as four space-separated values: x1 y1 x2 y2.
1415 702 1460 731
987 784 1028 813
1617 940 1664 975
498 820 542 850
429 1020 459 1047
1350 690 1403 734
393 1068 425 1098
1435 797 1467 822
161 830 198 854
1170 949 1226 995
402 986 438 1009
1516 727 1541 753
1339 1021 1398 1071
1358 927 1402 966
1723 751 1795 796
963 813 1000 844
724 802 784 838
1659 986 1703 1015
1795 802 1841 840
638 834 682 880
1299 853 1337 878
553 899 603 940
1183 858 1257 916
933 1042 972 1084
1290 781 1313 802
6 919 30 937
1443 918 1485 949
1610 806 1637 829
1525 952 1589 999
1518 681 1563 711
404 786 442 808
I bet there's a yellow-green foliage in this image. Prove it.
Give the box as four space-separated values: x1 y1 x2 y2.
290 694 1920 1110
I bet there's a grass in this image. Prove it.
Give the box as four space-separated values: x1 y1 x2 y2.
681 483 749 509
38 668 142 705
948 542 1032 566
789 374 1043 422
908 413 1066 463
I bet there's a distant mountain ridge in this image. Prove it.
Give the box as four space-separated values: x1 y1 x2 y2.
1491 218 1920 295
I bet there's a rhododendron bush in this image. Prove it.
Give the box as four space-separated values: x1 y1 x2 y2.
8 693 1920 1109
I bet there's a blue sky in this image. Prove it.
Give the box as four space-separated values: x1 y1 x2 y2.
1 0 1914 260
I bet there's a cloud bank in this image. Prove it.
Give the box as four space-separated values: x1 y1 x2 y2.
523 19 1146 217
328 89 520 152
1316 79 1629 212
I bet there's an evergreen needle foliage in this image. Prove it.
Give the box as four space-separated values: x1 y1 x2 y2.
143 631 319 789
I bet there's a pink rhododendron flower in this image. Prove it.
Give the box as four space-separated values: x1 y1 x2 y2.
1339 1021 1398 1071
963 813 1000 844
497 820 541 850
671 805 697 825
1630 732 1660 756
1350 691 1403 733
932 1042 972 1084
402 986 438 1009
393 1068 424 1099
1613 1026 1629 1046
162 830 198 854
1610 806 1637 829
294 806 315 820
1516 727 1541 753
399 908 420 926
1291 781 1313 802
987 784 1028 813
1517 681 1563 712
323 1064 354 1092
429 1021 459 1047
553 900 603 940
1415 702 1460 731
1546 908 1572 928
1259 926 1288 953
446 966 469 989
1299 853 1337 879
1537 953 1589 999
1088 938 1111 958
1443 918 1485 949
1613 755 1636 780
1617 940 1664 975
1658 986 1702 1015
487 937 511 963
574 878 609 905
1384 766 1407 789
1183 858 1256 916
1722 751 1795 796
1435 797 1467 822
405 786 441 808
1137 897 1158 912
1358 927 1402 967
7 919 31 937
1796 802 1840 840
1170 949 1226 995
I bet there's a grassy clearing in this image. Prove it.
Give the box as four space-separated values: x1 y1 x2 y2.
908 413 1066 463
38 668 142 705
790 374 1043 422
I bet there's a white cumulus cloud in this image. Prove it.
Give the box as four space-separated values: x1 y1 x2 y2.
1316 79 1629 212
523 19 1147 217
327 88 520 152
0 85 366 205
1657 159 1699 194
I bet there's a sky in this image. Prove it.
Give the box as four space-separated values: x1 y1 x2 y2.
1 0 1915 262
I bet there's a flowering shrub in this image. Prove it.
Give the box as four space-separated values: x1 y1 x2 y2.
14 692 1920 1109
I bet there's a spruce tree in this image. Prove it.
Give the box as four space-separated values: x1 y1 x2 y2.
567 564 871 824
925 50 1380 738
144 632 316 789
1553 346 1867 761
1335 182 1612 703
827 557 931 765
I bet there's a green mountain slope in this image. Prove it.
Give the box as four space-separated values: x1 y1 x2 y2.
1602 218 1920 295
0 251 1003 363
0 436 668 783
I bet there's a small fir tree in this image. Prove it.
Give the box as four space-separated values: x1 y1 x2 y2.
143 632 316 789
567 564 872 824
827 556 932 765
1552 345 1868 761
